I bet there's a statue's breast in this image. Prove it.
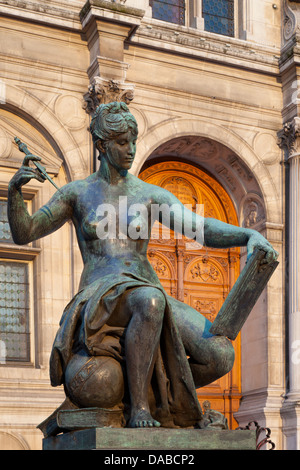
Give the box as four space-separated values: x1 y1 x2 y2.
79 204 150 242
80 209 99 240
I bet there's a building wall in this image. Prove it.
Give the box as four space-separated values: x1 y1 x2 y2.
0 0 295 450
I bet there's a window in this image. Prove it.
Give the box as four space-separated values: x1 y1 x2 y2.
150 0 186 26
0 196 38 365
202 0 234 37
0 260 30 362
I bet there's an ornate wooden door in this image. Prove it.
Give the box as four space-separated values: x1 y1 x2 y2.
139 161 241 429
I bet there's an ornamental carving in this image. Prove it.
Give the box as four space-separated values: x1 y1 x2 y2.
227 155 253 182
83 77 135 115
162 251 176 264
148 251 171 278
202 196 216 218
156 138 193 155
284 0 297 41
187 138 218 160
242 197 265 228
213 257 229 268
154 136 219 161
193 299 218 322
190 259 221 283
150 258 168 277
277 117 300 159
215 164 237 192
162 175 198 208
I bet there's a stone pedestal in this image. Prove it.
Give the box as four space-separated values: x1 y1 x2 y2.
42 428 256 451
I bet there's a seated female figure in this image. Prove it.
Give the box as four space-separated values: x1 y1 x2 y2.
8 102 278 429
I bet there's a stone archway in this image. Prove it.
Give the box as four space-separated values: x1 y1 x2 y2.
0 84 89 180
132 117 280 227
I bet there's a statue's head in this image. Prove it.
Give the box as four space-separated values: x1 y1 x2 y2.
90 101 138 161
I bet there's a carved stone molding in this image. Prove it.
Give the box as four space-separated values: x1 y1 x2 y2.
190 259 221 283
214 256 229 268
227 155 253 182
150 258 169 278
83 76 135 114
215 164 237 192
284 0 297 42
277 117 300 160
135 21 278 75
154 136 219 161
283 0 300 44
176 246 185 261
148 249 173 278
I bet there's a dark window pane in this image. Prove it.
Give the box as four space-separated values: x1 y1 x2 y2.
0 261 30 362
203 0 234 37
151 0 185 26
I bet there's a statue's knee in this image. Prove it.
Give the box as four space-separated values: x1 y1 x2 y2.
65 350 124 409
146 288 166 311
129 287 166 320
203 336 235 379
214 336 235 376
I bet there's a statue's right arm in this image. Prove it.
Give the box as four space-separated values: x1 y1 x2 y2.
8 155 73 245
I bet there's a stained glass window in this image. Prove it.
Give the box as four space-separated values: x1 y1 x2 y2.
203 0 234 37
150 0 185 26
0 261 30 362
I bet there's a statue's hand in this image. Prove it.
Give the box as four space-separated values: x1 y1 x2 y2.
246 232 279 265
9 154 46 190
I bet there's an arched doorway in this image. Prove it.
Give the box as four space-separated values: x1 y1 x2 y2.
139 160 241 429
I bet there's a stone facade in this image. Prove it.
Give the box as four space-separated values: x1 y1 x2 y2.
0 0 298 450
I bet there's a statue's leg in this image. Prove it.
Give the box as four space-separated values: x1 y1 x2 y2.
167 296 235 388
107 286 166 428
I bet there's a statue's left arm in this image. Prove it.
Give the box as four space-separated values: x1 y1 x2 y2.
153 186 278 263
203 217 278 263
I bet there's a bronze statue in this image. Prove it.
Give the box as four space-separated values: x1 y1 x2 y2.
8 102 278 431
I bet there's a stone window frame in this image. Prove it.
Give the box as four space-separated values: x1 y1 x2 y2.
0 189 40 367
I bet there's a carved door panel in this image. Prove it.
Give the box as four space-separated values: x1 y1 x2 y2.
139 161 241 429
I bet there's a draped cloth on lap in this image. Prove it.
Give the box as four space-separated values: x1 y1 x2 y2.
49 272 203 428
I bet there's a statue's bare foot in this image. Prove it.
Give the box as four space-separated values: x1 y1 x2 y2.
128 409 161 428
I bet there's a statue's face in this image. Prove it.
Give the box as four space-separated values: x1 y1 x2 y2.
106 129 137 171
